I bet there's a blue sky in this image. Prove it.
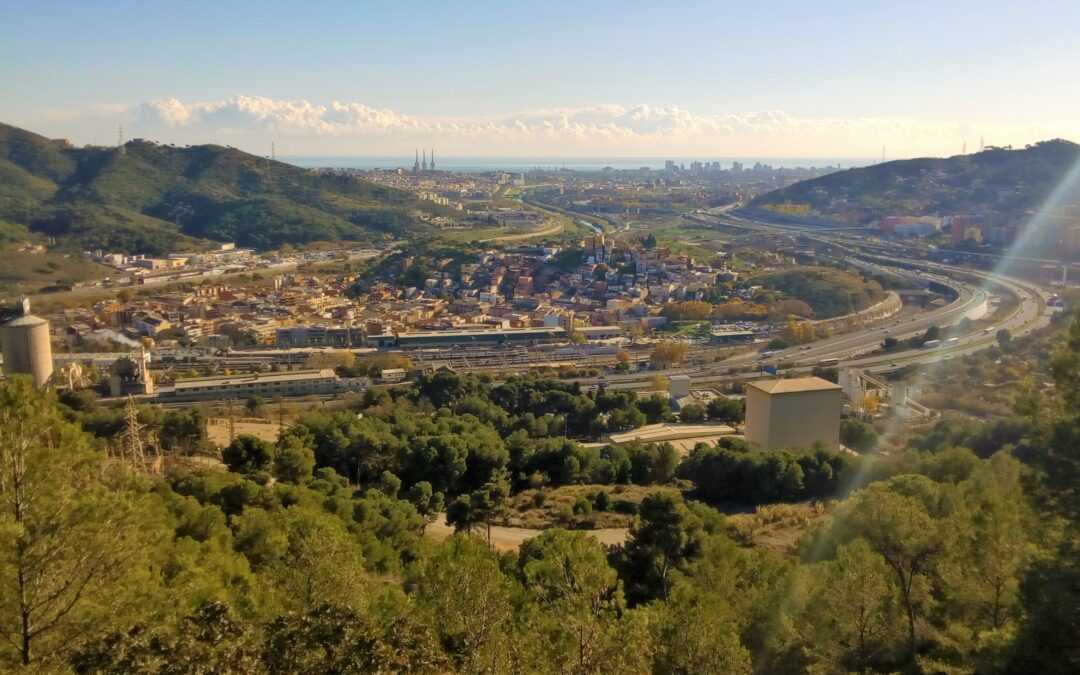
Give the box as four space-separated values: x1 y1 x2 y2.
2 0 1078 157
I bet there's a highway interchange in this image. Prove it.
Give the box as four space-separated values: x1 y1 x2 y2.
566 210 1052 391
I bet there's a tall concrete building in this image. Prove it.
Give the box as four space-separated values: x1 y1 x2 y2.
745 376 841 450
2 298 53 387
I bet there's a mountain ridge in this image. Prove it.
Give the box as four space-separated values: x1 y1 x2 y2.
0 122 439 254
750 139 1080 225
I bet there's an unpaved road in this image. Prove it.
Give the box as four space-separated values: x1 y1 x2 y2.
425 514 627 552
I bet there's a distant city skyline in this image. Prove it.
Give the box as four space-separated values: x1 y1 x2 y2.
3 1 1079 158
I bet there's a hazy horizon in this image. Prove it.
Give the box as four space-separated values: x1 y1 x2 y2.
4 2 1079 159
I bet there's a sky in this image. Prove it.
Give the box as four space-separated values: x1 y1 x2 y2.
2 0 1079 159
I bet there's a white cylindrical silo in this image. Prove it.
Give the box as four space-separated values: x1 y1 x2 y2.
2 312 53 387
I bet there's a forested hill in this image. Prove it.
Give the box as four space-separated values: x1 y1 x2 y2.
751 139 1080 224
0 122 437 253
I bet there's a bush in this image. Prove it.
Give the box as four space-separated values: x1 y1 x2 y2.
680 403 706 423
592 491 611 512
613 499 639 515
572 496 593 516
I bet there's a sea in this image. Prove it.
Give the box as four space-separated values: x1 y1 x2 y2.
283 156 873 173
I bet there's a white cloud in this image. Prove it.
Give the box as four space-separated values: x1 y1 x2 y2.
47 95 1080 158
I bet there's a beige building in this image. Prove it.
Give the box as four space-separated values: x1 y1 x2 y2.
745 377 842 450
160 369 341 402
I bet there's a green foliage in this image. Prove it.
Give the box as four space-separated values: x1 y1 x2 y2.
5 313 1080 673
752 139 1080 227
613 493 711 604
679 402 706 422
754 266 886 318
222 434 277 474
840 418 879 453
0 378 172 668
679 444 853 505
0 122 436 252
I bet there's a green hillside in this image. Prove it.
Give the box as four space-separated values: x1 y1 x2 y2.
751 139 1080 224
0 122 438 253
754 266 885 318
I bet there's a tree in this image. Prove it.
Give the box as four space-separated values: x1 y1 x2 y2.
811 365 840 383
949 454 1031 633
233 506 367 613
273 435 315 484
222 435 276 475
660 301 713 321
650 342 689 369
414 536 513 673
517 530 633 673
616 493 704 603
304 350 355 371
706 396 744 424
470 469 511 547
262 602 448 674
0 378 169 668
406 481 443 532
680 403 706 423
378 470 402 498
159 408 208 454
637 394 673 424
996 328 1013 350
446 495 477 535
654 584 751 675
840 477 947 663
70 601 261 675
840 419 879 453
244 395 264 416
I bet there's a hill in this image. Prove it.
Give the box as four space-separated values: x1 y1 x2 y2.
751 140 1080 224
753 266 885 318
0 122 440 253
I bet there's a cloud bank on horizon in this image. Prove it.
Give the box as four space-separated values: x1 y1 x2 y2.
43 95 1078 159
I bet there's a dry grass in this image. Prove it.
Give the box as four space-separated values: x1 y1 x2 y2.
206 418 282 447
498 484 681 530
726 502 831 555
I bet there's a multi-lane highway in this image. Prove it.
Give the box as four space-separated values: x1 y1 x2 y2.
565 211 1051 391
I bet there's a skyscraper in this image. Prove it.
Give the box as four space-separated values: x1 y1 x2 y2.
413 149 420 174
430 148 435 171
422 149 428 172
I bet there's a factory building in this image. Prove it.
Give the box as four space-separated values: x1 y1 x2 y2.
158 369 341 402
395 327 566 347
1 299 53 387
744 377 842 450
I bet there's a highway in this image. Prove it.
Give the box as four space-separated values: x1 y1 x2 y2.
564 211 1051 391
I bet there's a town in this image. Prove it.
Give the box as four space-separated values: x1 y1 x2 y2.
3 3 1080 671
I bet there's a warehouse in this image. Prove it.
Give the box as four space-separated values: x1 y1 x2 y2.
158 369 341 402
745 376 842 450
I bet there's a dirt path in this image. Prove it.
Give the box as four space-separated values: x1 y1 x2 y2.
482 221 564 243
425 514 627 552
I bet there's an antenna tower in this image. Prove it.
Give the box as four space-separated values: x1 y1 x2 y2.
226 398 236 444
118 124 126 155
117 395 161 473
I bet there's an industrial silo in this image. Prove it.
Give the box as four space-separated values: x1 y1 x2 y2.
2 299 53 387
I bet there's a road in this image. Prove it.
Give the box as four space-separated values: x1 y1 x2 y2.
563 212 1050 391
